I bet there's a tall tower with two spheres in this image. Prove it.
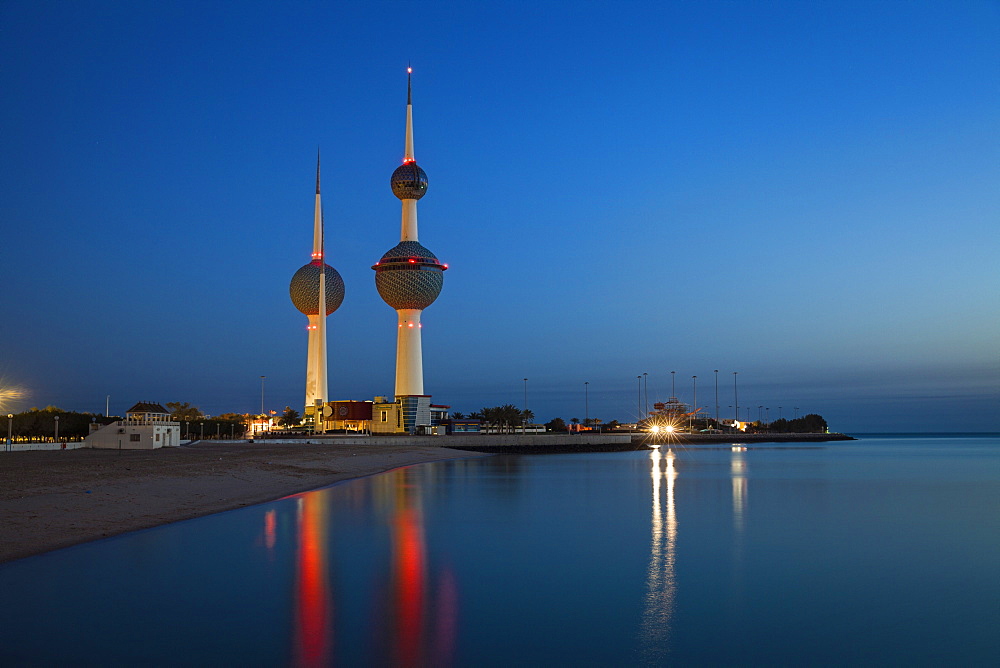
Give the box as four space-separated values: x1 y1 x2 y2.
373 68 447 430
289 153 345 425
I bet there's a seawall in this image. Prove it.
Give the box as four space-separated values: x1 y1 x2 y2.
247 433 634 450
642 432 855 446
240 432 853 454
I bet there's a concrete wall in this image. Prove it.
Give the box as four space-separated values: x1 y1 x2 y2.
85 421 181 449
3 441 87 452
246 433 633 447
371 402 402 434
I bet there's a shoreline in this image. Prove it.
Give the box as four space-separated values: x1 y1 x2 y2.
446 431 853 454
0 442 490 564
0 432 851 564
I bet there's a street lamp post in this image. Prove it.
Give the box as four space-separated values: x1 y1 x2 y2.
714 370 719 424
691 376 697 432
200 422 204 441
671 371 676 398
733 372 739 422
584 381 589 427
643 372 648 416
523 378 528 413
7 414 13 451
765 407 770 429
184 420 188 439
54 415 59 444
260 376 266 415
637 376 642 425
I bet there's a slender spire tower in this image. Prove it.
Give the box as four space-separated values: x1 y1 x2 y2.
290 152 345 420
373 67 447 409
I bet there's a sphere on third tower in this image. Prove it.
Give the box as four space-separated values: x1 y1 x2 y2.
372 241 446 310
390 162 428 200
289 262 345 315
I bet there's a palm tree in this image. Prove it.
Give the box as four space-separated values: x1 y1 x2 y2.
520 409 535 432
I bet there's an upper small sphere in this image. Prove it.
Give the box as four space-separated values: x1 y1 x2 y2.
289 262 345 316
391 162 428 200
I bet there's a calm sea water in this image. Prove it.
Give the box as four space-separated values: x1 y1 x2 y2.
1 434 997 666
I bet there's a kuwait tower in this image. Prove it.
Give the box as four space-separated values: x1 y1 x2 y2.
290 153 345 422
372 68 447 426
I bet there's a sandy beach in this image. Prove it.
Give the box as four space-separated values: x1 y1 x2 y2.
0 441 489 564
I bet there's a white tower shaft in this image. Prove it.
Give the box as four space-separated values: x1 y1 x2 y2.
395 309 424 396
395 69 423 398
305 155 328 409
400 199 418 241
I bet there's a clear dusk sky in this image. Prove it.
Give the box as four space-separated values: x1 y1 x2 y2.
1 1 998 432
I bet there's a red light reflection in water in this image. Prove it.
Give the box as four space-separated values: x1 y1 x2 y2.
393 506 425 665
293 494 333 668
281 469 458 666
264 510 276 551
384 470 458 667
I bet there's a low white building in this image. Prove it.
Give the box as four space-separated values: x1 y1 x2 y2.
85 402 180 449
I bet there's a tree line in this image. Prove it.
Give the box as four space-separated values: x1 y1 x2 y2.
458 405 535 433
3 403 256 441
3 407 116 441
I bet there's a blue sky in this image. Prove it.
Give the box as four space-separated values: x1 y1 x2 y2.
1 0 997 431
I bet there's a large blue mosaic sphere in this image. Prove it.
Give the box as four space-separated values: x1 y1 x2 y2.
372 241 445 310
289 262 345 316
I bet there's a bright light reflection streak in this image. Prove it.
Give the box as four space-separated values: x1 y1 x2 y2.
731 447 747 533
639 448 678 662
729 448 748 617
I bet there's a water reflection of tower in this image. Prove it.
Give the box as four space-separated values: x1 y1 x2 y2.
640 447 678 662
378 468 457 667
292 492 333 668
372 68 447 432
289 155 346 423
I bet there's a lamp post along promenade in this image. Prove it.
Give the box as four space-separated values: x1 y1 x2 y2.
372 68 447 431
290 153 346 427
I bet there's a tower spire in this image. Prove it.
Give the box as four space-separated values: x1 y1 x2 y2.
312 151 323 261
404 66 415 163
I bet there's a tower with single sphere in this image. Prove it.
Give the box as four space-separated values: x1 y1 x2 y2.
290 153 345 422
372 68 446 428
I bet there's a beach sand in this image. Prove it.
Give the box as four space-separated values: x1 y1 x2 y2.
0 441 489 563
